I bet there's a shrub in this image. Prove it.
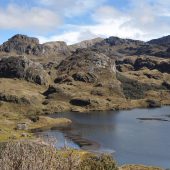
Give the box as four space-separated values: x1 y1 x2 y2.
79 154 118 170
116 73 165 99
0 140 80 170
0 140 118 170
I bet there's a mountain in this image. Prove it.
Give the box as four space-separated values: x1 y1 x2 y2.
0 34 71 64
148 35 170 45
0 34 169 114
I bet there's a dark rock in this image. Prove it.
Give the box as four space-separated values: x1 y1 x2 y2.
29 116 39 122
162 81 170 90
43 85 61 96
143 73 161 80
0 92 30 104
54 74 73 83
134 58 156 70
72 72 98 83
157 61 170 73
146 99 161 108
0 56 50 85
70 98 91 106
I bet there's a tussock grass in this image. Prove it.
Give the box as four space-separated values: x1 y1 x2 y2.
0 140 118 170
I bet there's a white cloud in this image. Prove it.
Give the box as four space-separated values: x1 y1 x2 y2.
38 0 106 17
0 4 61 32
38 5 144 44
1 0 170 44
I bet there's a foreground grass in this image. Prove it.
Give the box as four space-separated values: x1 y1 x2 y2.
0 140 118 170
0 140 165 170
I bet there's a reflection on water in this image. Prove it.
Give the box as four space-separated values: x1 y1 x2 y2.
38 107 170 168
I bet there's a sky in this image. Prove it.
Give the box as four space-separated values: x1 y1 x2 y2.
0 0 170 45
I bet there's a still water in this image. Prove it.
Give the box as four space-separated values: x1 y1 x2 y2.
38 107 170 168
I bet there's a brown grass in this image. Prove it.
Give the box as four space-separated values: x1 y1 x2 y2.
0 140 118 170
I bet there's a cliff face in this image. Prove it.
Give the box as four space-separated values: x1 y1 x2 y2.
0 34 169 114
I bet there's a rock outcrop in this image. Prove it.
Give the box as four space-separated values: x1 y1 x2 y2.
0 56 50 85
0 34 39 54
116 56 170 74
0 34 71 64
70 37 103 51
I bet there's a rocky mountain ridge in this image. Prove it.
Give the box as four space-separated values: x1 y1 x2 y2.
0 34 169 114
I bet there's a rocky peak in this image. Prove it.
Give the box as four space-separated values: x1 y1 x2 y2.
70 37 104 51
0 34 39 54
0 34 71 58
43 41 70 54
8 34 39 45
57 48 116 74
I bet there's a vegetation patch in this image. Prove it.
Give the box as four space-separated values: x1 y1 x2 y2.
117 73 165 99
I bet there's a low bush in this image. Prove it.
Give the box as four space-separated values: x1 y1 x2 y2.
0 140 118 170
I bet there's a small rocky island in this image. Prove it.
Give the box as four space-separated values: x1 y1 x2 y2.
0 34 169 170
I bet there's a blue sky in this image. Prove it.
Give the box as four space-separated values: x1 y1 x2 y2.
0 0 170 44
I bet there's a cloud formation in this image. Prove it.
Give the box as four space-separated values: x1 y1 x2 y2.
0 4 61 32
0 0 170 44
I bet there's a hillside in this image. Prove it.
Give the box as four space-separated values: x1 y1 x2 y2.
0 34 169 114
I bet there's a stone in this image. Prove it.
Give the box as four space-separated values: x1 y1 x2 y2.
16 123 28 130
146 99 161 108
29 116 39 123
72 72 98 83
70 98 91 106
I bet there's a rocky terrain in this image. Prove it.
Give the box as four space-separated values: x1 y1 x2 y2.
0 34 169 132
0 34 169 169
0 34 169 115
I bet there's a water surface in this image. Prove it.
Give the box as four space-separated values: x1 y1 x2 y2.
38 107 170 168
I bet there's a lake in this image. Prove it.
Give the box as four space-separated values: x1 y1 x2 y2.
37 107 170 168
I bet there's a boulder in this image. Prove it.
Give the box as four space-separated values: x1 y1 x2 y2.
0 56 50 85
72 72 98 83
70 98 91 106
146 99 161 108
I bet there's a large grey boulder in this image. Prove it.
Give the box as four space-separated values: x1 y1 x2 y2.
0 56 50 85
